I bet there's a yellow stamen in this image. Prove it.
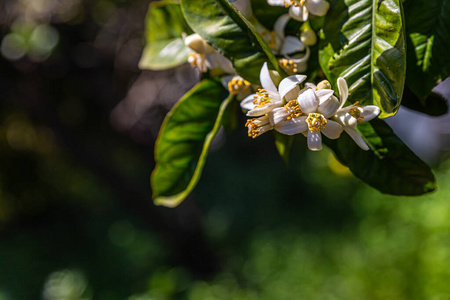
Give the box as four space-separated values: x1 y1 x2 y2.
261 30 277 50
284 100 302 120
348 102 364 123
245 116 271 139
306 113 327 132
252 88 271 108
278 58 298 75
188 53 207 72
228 76 251 95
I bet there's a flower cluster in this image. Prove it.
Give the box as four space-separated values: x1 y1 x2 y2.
241 63 380 151
268 0 330 21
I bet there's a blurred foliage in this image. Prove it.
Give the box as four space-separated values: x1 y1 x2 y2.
1 0 450 299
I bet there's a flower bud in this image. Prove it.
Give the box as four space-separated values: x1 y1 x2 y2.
316 80 331 90
300 29 317 46
184 33 215 54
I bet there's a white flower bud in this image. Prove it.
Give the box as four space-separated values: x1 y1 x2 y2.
184 33 215 54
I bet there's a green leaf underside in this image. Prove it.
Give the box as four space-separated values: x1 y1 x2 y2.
319 0 406 118
181 0 286 84
324 119 436 196
404 0 450 100
151 79 232 207
138 1 192 70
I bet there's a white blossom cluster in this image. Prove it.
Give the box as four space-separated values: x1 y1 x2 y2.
241 63 380 151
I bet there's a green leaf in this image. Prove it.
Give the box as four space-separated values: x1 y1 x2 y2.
404 0 450 100
181 0 286 84
319 0 406 118
324 119 436 196
138 1 193 70
252 0 289 29
274 132 293 165
151 79 232 207
402 85 448 116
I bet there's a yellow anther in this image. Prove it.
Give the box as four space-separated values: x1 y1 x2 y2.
348 102 364 123
228 76 251 95
245 116 271 138
284 100 302 120
252 88 271 108
188 53 207 72
306 113 327 132
245 118 260 138
261 30 277 50
278 58 298 75
300 0 306 6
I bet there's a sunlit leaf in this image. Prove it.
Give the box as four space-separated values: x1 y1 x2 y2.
181 0 286 84
403 0 450 100
324 119 436 195
151 79 232 207
138 1 192 70
319 0 406 118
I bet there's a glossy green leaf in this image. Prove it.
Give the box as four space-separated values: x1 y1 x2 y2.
404 0 450 100
138 1 192 70
402 86 448 116
319 0 406 118
151 79 232 207
324 119 436 196
181 0 286 84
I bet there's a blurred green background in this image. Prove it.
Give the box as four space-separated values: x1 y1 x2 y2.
1 0 450 299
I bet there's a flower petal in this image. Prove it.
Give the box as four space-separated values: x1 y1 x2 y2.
267 0 285 6
361 105 380 122
285 85 300 101
334 109 357 128
305 0 330 16
247 101 282 116
289 5 308 21
279 75 307 100
297 88 318 114
269 107 288 126
337 77 348 109
274 116 308 135
287 46 310 72
281 36 306 55
240 94 256 111
318 95 340 118
315 89 334 105
274 14 290 40
260 62 277 93
307 130 322 151
321 120 343 139
345 127 369 150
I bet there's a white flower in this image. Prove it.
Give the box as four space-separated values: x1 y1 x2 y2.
332 78 380 150
184 33 234 74
267 0 330 22
270 86 343 151
273 14 306 56
240 62 306 117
